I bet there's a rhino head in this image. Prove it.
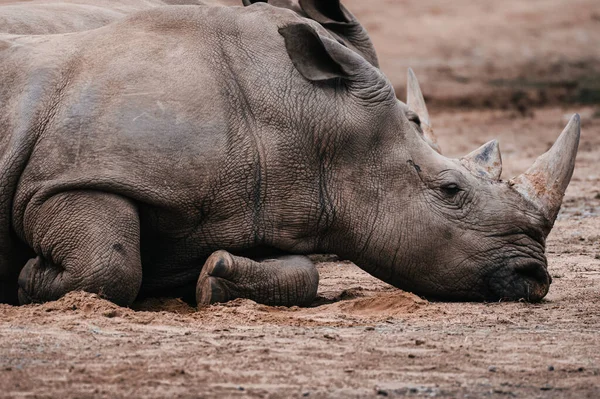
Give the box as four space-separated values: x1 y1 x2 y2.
392 114 579 301
278 23 579 302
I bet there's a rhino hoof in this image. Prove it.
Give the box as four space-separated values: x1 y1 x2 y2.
196 251 235 307
17 257 43 305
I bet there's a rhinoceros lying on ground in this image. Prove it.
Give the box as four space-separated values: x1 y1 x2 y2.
0 5 579 307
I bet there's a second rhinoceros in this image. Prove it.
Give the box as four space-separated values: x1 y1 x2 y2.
0 5 579 307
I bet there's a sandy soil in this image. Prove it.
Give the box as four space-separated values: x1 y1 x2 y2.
1 1 599 398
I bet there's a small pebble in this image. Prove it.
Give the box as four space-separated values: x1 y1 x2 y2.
488 366 497 372
415 339 426 346
578 367 585 372
408 354 416 359
238 386 245 391
102 309 118 318
376 389 389 396
540 384 553 391
302 392 310 397
365 326 375 331
548 365 554 371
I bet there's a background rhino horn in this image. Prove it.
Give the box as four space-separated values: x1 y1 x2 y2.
407 68 430 126
461 140 502 180
510 114 581 224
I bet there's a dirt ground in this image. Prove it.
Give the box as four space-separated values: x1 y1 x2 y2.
1 1 600 398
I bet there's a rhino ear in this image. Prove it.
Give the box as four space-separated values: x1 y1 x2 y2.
279 23 356 82
299 0 351 24
407 68 442 153
407 68 430 127
242 0 267 6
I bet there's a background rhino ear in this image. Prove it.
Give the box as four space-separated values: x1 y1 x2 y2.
242 0 267 6
279 23 354 82
299 0 351 24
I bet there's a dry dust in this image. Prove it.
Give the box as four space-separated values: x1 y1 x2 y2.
1 1 600 398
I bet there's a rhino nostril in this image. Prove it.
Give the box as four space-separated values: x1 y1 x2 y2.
514 262 550 285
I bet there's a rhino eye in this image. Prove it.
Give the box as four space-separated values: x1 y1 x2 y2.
440 183 461 196
407 111 421 126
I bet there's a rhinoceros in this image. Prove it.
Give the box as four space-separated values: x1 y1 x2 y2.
0 5 579 307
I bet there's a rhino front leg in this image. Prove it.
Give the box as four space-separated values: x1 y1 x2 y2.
18 191 142 307
196 251 319 307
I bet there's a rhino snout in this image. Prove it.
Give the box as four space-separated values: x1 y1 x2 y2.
489 261 551 302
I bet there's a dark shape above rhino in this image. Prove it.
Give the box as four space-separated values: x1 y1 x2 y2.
0 0 379 70
0 5 579 307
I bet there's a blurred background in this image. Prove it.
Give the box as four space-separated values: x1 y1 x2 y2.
345 0 600 112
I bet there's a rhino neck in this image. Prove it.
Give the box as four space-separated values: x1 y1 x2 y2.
286 112 431 285
260 105 421 286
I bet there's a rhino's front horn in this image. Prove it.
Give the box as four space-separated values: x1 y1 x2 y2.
510 114 581 224
461 140 502 181
407 68 441 154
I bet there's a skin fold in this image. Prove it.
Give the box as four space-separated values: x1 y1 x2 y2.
0 5 578 306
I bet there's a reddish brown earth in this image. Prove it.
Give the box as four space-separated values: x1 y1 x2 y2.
1 1 599 398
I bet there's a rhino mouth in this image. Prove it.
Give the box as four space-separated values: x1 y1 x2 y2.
487 259 551 302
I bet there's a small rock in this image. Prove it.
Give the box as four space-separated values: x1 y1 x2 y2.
4 367 12 371
415 339 425 346
488 366 497 372
376 389 389 396
102 309 118 318
548 365 554 371
365 326 375 331
302 392 310 397
408 354 416 359
344 369 354 373
595 254 600 260
540 384 553 391
578 367 585 372
238 386 245 391
595 192 600 200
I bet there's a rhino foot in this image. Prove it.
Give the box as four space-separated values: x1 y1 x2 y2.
196 250 319 308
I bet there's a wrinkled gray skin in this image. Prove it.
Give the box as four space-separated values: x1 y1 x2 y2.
0 5 576 307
